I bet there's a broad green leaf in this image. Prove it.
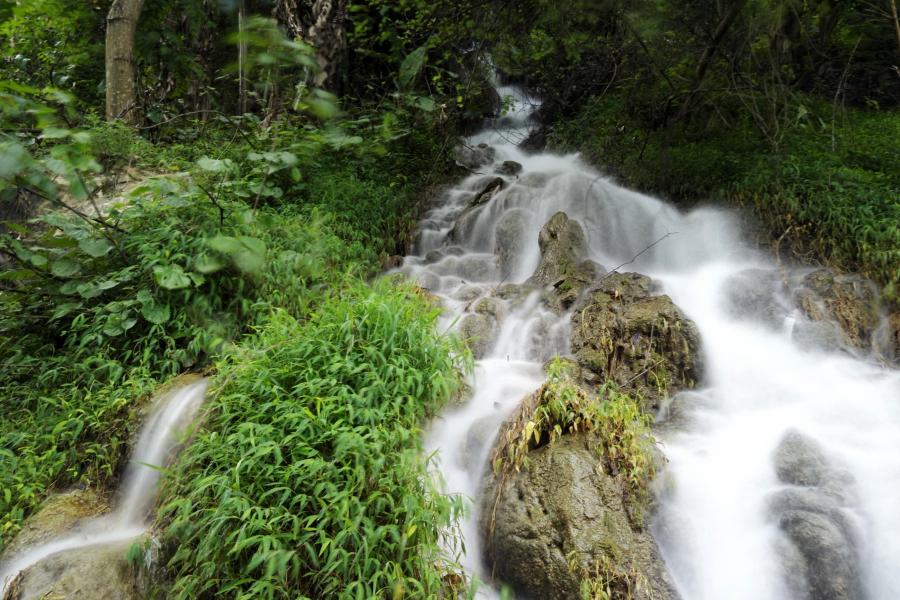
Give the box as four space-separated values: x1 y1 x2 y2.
154 264 192 290
78 238 115 257
29 254 47 267
399 46 427 89
136 289 153 303
41 127 70 139
197 157 226 172
141 302 170 325
51 258 80 277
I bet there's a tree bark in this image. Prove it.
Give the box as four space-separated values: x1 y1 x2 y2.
273 0 348 94
105 0 145 124
890 0 900 58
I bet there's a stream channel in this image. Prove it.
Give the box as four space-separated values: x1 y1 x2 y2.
402 88 900 599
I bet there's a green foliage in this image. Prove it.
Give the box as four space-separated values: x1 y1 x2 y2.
490 358 656 498
0 373 155 553
157 282 471 600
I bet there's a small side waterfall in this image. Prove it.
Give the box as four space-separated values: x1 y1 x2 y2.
406 85 900 599
0 379 208 594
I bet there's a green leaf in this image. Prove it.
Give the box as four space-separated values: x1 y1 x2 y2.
154 264 192 290
141 302 170 325
197 157 226 172
51 258 80 277
0 221 29 235
29 254 47 267
399 46 427 89
195 254 225 274
0 269 35 280
415 96 435 112
136 289 153 303
78 238 115 258
41 127 70 139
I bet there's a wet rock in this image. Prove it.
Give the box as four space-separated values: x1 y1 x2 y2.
0 488 107 569
775 536 812 600
773 430 829 487
792 269 881 353
518 172 551 188
459 257 496 282
454 285 484 302
494 161 523 176
779 511 863 600
453 144 496 170
541 259 608 314
496 283 523 301
526 212 590 287
447 204 485 243
791 321 846 354
409 271 440 292
480 433 680 600
653 392 711 435
7 539 137 600
383 255 404 270
471 177 504 208
494 209 530 276
461 414 504 471
570 273 703 409
442 246 467 256
460 313 499 359
424 250 444 265
769 430 863 600
720 269 785 329
474 297 506 323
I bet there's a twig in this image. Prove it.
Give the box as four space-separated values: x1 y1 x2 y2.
598 230 679 281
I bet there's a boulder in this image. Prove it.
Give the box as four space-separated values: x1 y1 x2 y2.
474 297 506 322
526 212 590 287
792 269 881 353
480 433 680 600
460 313 498 359
447 204 485 243
453 144 496 170
768 430 863 600
773 430 829 487
453 285 484 302
6 540 138 600
494 209 530 276
494 161 523 176
570 273 703 410
791 321 846 354
459 257 496 282
720 269 786 329
460 414 504 471
0 488 106 570
540 259 608 313
471 177 504 208
424 250 444 265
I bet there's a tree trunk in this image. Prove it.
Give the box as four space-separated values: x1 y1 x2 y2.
890 0 900 58
105 0 145 124
273 0 348 94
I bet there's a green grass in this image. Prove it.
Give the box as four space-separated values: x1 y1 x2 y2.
550 96 900 297
157 282 470 600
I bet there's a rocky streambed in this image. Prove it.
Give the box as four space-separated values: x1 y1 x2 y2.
406 130 900 600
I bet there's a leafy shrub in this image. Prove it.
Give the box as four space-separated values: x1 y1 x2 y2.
157 282 471 600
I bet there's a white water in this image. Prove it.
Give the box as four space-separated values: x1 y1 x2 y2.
408 88 900 598
0 379 208 594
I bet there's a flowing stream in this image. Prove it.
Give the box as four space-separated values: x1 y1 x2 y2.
408 88 900 598
0 379 208 594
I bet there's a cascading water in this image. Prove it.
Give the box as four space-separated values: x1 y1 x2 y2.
0 379 208 594
408 86 900 599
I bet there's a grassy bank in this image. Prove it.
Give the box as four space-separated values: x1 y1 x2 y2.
549 96 900 297
0 90 467 600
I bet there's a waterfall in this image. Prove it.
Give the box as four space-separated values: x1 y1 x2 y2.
407 87 900 599
0 379 208 593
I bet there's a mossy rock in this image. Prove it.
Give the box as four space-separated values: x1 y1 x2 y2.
479 433 680 600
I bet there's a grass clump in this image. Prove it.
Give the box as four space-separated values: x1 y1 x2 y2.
489 358 656 499
155 281 471 600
